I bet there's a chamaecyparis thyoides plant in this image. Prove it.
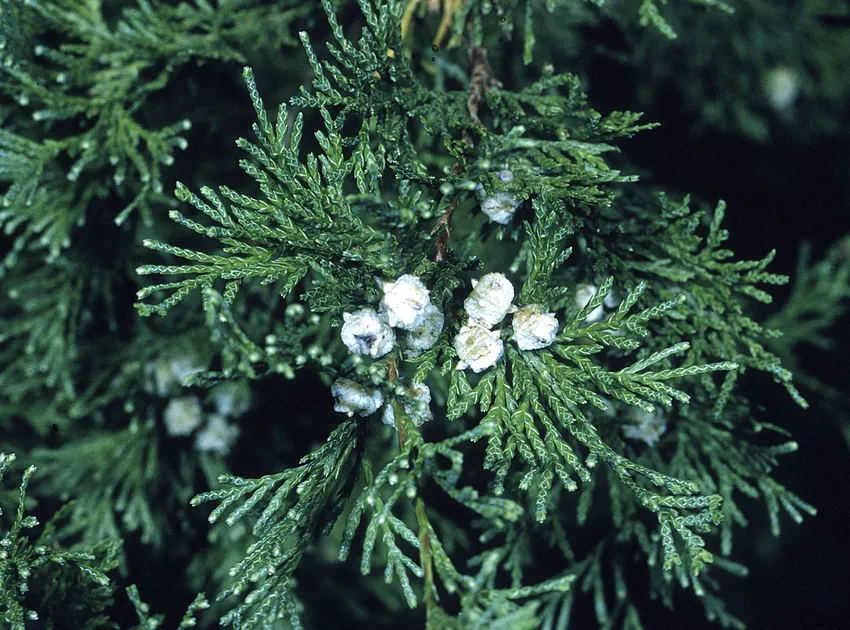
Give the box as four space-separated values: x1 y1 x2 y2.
133 1 820 628
3 0 846 628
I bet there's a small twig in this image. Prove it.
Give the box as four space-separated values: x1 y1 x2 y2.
467 46 501 127
386 356 409 450
429 45 501 262
431 195 458 262
416 497 437 610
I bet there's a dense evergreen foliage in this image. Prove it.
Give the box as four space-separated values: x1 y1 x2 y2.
2 1 849 628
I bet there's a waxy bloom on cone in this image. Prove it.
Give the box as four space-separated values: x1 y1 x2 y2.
405 303 444 357
380 274 431 330
341 308 395 358
511 304 559 350
163 396 203 436
464 272 516 328
331 378 384 417
454 324 504 373
474 182 522 225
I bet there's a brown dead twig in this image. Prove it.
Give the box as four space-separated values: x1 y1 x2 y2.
430 46 501 261
467 45 502 127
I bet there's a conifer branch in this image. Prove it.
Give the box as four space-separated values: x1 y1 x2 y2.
29 420 164 547
191 419 363 628
0 0 834 627
0 453 119 630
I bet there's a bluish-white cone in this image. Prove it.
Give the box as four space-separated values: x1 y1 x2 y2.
575 283 605 323
603 284 621 310
380 274 431 330
764 67 799 111
163 396 203 436
474 182 522 224
195 414 240 455
405 303 444 357
149 355 204 396
622 407 667 447
331 378 384 417
454 324 504 373
382 382 433 428
464 272 516 328
511 304 559 350
209 381 251 417
341 308 395 358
